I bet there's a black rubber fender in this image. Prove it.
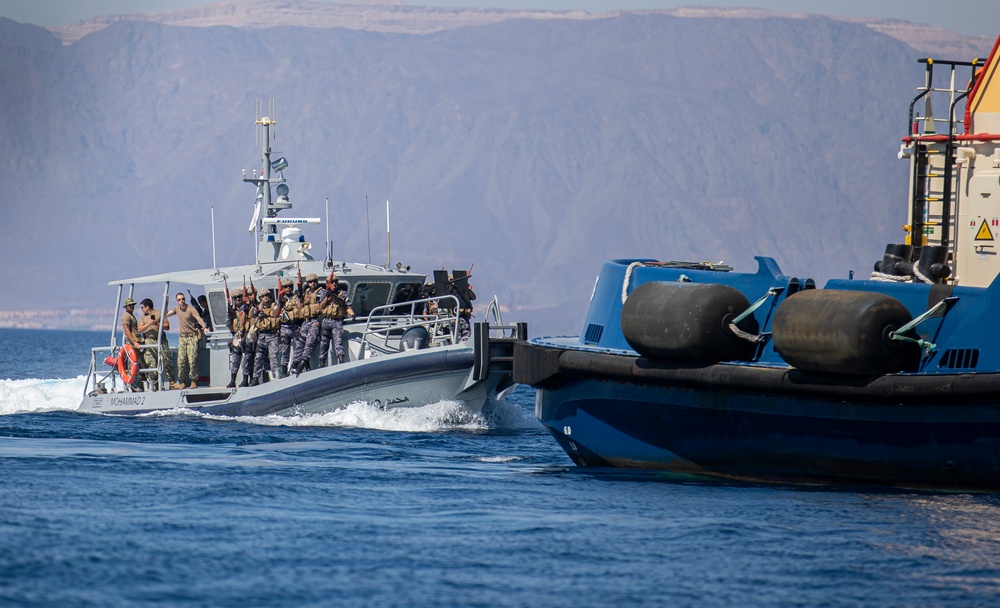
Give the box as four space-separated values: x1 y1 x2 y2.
621 282 758 363
772 289 921 375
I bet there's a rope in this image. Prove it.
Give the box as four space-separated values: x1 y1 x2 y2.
622 262 646 304
870 269 933 283
912 265 934 284
870 271 911 282
729 287 783 343
889 296 958 354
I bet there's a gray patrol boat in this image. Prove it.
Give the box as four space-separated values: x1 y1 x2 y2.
79 110 525 416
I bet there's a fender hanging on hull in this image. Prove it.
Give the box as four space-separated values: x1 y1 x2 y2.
621 282 758 363
772 290 921 375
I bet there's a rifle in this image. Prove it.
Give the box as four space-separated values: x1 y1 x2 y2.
296 262 304 301
324 271 343 304
224 277 231 307
249 276 259 306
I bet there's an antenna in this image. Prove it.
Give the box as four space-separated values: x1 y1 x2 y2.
386 161 390 268
211 206 218 273
365 194 372 265
325 197 332 266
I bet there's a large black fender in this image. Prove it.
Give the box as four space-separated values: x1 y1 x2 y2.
621 282 758 363
772 289 921 375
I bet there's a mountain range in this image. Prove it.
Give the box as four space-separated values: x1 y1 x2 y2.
1 1 995 335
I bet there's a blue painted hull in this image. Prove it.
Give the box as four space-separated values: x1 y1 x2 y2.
516 41 1000 491
533 361 1000 491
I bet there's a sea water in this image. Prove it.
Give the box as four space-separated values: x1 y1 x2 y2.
2 327 1000 607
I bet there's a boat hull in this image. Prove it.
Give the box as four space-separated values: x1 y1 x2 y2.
524 344 1000 491
81 345 513 417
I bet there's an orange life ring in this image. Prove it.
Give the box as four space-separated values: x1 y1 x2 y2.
117 343 140 385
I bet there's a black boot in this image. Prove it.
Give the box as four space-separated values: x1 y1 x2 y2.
337 354 345 365
238 376 249 388
227 373 237 388
249 377 259 387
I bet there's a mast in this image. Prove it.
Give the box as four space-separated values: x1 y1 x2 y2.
243 99 317 264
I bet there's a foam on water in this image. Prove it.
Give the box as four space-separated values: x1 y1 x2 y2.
0 376 87 415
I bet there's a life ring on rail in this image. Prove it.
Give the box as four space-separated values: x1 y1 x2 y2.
117 343 140 384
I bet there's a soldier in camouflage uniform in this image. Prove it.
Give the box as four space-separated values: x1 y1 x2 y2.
276 279 299 378
318 271 354 366
138 298 175 390
291 273 323 375
251 289 280 385
227 288 253 388
453 280 476 341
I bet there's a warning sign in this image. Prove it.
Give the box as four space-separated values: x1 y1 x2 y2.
976 219 995 241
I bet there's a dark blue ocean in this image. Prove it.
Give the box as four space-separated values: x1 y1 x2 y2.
2 327 1000 607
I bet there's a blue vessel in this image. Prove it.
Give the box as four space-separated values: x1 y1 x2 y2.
515 36 1000 491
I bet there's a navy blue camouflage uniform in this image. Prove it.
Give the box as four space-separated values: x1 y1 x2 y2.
276 281 298 377
227 290 253 387
319 277 352 366
291 274 322 374
252 293 280 384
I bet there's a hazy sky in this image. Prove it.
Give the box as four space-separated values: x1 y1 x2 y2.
1 0 998 37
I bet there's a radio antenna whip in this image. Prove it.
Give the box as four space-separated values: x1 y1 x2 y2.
365 194 372 265
386 161 391 268
325 197 331 266
211 206 218 274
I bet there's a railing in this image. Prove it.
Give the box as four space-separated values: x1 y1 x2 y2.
358 295 462 357
83 341 172 397
905 57 985 254
480 295 522 339
356 293 524 360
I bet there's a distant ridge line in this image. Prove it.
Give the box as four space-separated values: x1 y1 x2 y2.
46 0 989 54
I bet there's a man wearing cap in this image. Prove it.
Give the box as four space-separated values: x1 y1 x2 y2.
318 270 353 366
166 292 207 389
122 298 141 348
227 288 252 388
251 288 280 385
138 298 176 391
290 273 322 375
277 279 299 378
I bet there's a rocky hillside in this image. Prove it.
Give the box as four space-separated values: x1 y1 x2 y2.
1 4 994 334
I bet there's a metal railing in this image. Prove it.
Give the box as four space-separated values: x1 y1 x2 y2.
83 342 172 397
358 294 462 356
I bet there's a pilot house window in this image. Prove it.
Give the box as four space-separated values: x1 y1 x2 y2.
351 282 392 317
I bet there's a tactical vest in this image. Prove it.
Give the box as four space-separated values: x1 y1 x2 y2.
230 308 249 333
303 289 322 319
256 303 279 332
321 290 348 319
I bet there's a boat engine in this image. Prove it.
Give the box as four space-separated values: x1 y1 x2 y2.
621 282 758 363
772 290 921 375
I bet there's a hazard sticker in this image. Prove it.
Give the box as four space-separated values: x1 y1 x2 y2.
976 219 995 241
